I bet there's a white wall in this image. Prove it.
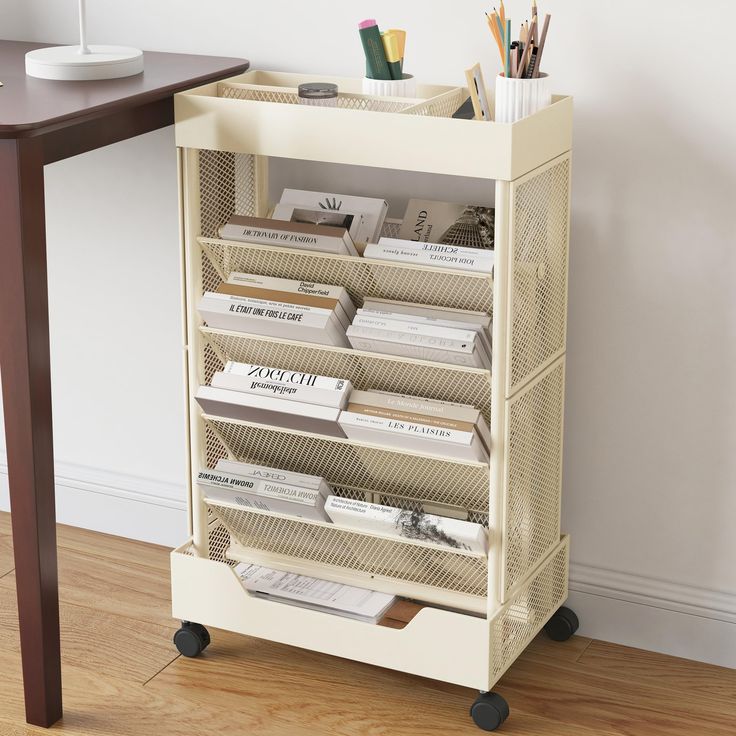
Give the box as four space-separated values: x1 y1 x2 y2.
2 1 735 666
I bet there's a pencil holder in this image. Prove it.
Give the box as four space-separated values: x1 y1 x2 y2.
362 74 416 98
494 73 551 123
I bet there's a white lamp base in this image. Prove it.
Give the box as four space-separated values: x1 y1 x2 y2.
25 45 144 81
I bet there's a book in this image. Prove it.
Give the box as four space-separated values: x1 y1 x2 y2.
348 389 490 451
215 363 352 409
356 308 491 369
399 199 494 249
338 409 488 462
324 496 488 554
198 292 349 347
365 238 494 274
346 332 488 369
215 459 330 494
279 188 388 244
218 214 358 256
359 300 492 364
348 314 477 351
271 203 365 245
195 385 346 438
198 469 330 522
225 272 356 328
234 563 397 624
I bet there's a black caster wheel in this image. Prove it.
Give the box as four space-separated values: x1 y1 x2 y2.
544 606 579 642
470 691 509 731
173 621 211 657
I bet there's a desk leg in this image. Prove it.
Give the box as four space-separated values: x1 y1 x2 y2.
0 138 63 727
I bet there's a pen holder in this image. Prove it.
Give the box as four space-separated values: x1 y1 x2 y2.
494 73 551 123
362 74 416 98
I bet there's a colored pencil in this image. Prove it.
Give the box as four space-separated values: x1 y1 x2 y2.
504 18 511 78
499 0 506 28
516 18 536 77
486 14 505 61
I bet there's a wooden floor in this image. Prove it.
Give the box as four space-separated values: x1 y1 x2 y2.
1 513 735 735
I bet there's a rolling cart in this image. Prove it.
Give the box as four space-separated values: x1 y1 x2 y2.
169 70 577 731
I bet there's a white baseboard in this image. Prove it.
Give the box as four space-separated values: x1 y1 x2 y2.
1 458 734 668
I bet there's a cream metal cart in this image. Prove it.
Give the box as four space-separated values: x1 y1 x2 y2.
169 71 577 732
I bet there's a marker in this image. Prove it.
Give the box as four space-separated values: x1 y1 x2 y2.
381 31 403 80
358 19 392 80
386 28 407 72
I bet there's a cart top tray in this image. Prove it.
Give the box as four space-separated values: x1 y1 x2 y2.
175 70 572 181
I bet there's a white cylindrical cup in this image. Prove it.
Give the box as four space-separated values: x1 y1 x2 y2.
362 74 416 98
494 73 551 123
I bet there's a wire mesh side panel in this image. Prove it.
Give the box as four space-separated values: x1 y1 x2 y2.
200 238 493 313
502 359 564 597
206 417 490 513
490 537 568 684
201 328 491 422
199 150 257 238
508 155 570 395
207 503 488 597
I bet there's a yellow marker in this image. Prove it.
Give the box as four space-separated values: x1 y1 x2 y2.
381 31 403 80
386 28 406 72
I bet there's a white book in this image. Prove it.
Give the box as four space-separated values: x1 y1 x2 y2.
212 371 351 409
346 332 488 368
365 238 494 274
279 188 388 244
218 214 357 256
235 563 397 624
349 315 477 352
362 297 491 332
357 306 491 367
199 472 330 522
324 496 488 554
195 385 346 438
227 272 357 323
338 410 488 462
215 459 330 494
198 292 349 347
349 389 491 452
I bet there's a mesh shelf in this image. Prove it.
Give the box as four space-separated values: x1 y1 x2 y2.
199 237 493 313
203 415 491 516
200 327 491 423
205 502 488 599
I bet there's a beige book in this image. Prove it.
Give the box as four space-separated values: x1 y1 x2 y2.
217 283 339 311
346 402 476 433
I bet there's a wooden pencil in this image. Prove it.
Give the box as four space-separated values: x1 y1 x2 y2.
499 0 506 28
516 17 536 77
486 13 505 61
533 13 551 77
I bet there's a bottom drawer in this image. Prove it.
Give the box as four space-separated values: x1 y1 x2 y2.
171 540 491 690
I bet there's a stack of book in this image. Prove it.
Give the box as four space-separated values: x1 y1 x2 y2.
199 459 333 522
325 496 488 554
219 189 388 256
338 390 490 462
235 562 397 624
346 299 492 369
198 272 355 347
195 362 352 438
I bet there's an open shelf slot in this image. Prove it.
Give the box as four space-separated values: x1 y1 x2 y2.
202 415 490 519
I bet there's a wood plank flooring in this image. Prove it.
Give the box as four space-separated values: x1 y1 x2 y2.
0 511 734 735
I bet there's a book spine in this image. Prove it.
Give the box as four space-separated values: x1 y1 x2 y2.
347 323 474 353
223 362 349 391
324 496 487 553
218 223 350 254
201 293 334 329
346 403 475 432
212 372 350 409
214 459 325 492
338 411 475 446
350 389 479 422
345 334 484 367
366 239 494 273
351 315 476 345
197 470 322 506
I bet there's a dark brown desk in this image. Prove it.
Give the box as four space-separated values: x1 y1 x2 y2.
0 41 248 727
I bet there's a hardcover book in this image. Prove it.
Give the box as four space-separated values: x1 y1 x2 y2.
218 214 358 256
195 385 346 438
198 292 349 347
365 238 495 274
399 199 495 249
324 496 488 554
215 459 331 494
271 203 365 244
279 188 388 244
198 470 330 522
